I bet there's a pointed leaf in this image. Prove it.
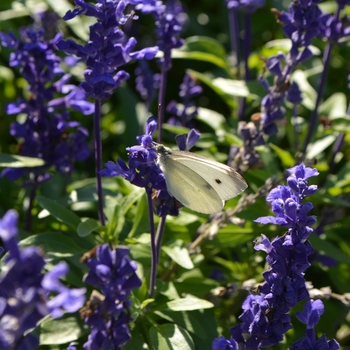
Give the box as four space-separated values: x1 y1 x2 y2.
37 196 81 229
149 324 195 350
39 315 88 345
269 144 294 168
0 153 44 167
162 245 194 270
163 297 214 312
77 219 101 237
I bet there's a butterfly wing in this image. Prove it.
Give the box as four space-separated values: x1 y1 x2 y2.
170 151 247 201
159 156 224 214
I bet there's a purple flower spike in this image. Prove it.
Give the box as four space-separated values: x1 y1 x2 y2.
167 74 203 128
0 210 86 350
0 26 91 186
135 60 160 106
234 1 328 170
81 245 142 350
227 164 322 348
58 0 159 100
135 0 185 70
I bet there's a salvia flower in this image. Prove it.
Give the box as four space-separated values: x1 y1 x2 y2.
102 116 200 216
135 60 160 107
0 210 86 350
290 299 340 349
81 245 142 349
234 1 328 169
214 164 324 348
167 73 203 128
134 0 185 70
323 13 350 44
0 27 92 184
212 335 238 350
57 0 159 100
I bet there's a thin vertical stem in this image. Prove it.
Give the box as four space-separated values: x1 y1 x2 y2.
302 5 341 154
301 42 333 154
238 13 251 121
155 215 166 264
243 13 251 81
228 8 240 78
147 191 157 297
157 68 168 143
94 99 106 226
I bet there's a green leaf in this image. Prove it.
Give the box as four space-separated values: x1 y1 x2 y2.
77 218 101 237
162 297 214 312
172 36 230 71
37 196 81 229
162 123 191 135
120 186 146 215
188 70 265 109
187 70 235 109
141 298 155 309
19 232 85 259
125 331 147 350
309 234 350 264
39 314 88 345
162 243 194 270
215 225 257 248
269 144 294 168
212 77 266 99
319 92 348 119
149 324 195 350
107 201 124 241
154 311 207 339
173 277 218 299
0 153 44 167
265 39 321 56
128 193 149 238
196 107 226 131
306 134 336 159
292 69 317 110
211 78 250 97
312 192 350 208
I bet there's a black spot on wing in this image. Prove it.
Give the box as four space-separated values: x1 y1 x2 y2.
215 179 222 184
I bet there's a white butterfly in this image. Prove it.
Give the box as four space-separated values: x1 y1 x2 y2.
155 144 247 214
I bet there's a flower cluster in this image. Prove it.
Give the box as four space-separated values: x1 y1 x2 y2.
212 164 338 348
134 0 185 70
102 116 200 216
0 27 91 184
135 60 160 108
233 0 328 169
167 73 203 128
81 245 142 349
0 210 86 350
290 299 339 349
57 0 158 100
